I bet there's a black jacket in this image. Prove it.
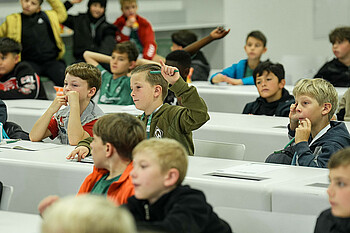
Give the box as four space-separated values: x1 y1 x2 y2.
314 58 350 87
314 208 350 233
125 185 232 233
242 88 295 117
191 51 210 81
63 1 117 61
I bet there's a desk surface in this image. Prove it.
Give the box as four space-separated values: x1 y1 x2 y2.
0 211 41 233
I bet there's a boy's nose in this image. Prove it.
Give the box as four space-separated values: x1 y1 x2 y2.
327 184 334 197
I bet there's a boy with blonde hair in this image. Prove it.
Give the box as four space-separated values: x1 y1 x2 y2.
210 30 267 85
267 78 350 167
41 195 137 233
314 148 350 232
30 62 104 145
84 41 139 105
126 138 232 233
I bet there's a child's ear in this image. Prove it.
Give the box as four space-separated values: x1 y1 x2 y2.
153 85 162 98
14 54 20 64
279 79 286 89
262 47 267 54
105 142 113 158
88 87 96 98
129 61 136 70
184 67 190 78
163 168 179 187
322 103 332 116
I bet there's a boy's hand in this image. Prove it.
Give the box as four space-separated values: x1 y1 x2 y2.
160 60 180 85
295 118 311 143
48 96 67 114
65 91 80 107
225 76 243 85
289 103 299 130
38 195 60 216
126 15 137 28
66 146 90 161
70 0 82 4
210 27 230 40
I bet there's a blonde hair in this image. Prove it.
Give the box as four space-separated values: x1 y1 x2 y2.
131 64 169 101
120 0 137 7
328 147 350 169
41 195 136 233
293 78 338 120
133 138 188 186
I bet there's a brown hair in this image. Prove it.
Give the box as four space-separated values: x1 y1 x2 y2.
328 148 350 169
113 41 139 62
93 113 145 161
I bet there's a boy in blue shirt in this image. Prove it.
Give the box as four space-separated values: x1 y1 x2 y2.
210 30 267 85
84 41 138 105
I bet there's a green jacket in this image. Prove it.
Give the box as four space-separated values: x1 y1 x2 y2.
78 78 209 155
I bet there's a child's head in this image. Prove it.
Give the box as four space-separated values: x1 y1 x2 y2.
87 0 106 19
171 30 197 51
110 41 139 76
0 37 21 76
165 50 191 81
64 62 102 100
293 78 338 121
327 148 350 218
41 195 137 233
252 60 285 103
91 113 145 167
131 138 188 204
328 27 350 60
245 30 267 60
130 64 168 112
21 0 43 16
120 0 137 18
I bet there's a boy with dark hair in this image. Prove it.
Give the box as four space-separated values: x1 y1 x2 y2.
30 62 104 145
210 30 267 85
314 147 350 232
63 0 117 62
84 41 138 105
266 78 350 167
0 0 68 87
126 138 232 233
243 60 294 117
0 37 41 99
314 26 350 87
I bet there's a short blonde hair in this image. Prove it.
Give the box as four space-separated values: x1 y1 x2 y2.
328 147 350 169
132 138 188 186
41 195 136 233
120 0 137 7
131 64 169 101
293 78 338 120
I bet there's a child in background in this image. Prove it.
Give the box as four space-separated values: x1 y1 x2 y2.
210 30 267 85
0 0 67 87
266 78 350 167
314 148 350 233
41 195 137 233
0 37 41 99
114 0 163 62
39 113 145 215
84 41 138 105
63 0 117 62
242 60 294 117
126 138 232 233
29 62 104 145
337 87 350 121
314 26 350 87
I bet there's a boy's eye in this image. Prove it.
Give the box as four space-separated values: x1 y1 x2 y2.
337 181 346 187
64 83 68 86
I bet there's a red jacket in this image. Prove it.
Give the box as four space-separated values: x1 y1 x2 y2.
78 162 134 205
114 15 156 60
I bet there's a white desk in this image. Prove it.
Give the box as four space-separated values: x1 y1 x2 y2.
0 144 93 214
184 156 328 212
271 174 330 215
192 82 348 114
0 211 41 233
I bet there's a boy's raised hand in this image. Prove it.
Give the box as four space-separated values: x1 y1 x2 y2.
65 91 80 107
289 103 299 130
70 0 83 4
160 60 180 85
295 118 311 144
210 27 230 40
48 95 67 114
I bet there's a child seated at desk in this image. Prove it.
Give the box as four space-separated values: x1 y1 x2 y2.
72 62 210 156
125 138 232 233
29 62 104 145
314 147 350 233
41 195 137 233
39 113 145 215
84 41 138 105
210 30 267 85
242 60 294 117
266 78 350 168
336 87 350 121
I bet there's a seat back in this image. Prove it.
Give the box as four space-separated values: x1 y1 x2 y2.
194 139 245 160
0 183 14 211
